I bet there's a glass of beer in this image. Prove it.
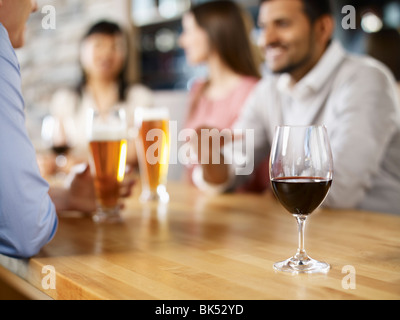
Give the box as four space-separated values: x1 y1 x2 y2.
87 107 128 223
135 107 170 203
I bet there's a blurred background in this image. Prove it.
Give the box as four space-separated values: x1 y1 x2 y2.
18 0 400 169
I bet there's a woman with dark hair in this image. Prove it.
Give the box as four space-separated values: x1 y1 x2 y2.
179 0 268 193
49 20 153 165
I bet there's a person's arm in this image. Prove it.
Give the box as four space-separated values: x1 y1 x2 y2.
193 127 231 185
47 163 134 213
193 82 271 192
0 28 59 258
324 60 399 209
48 164 96 213
0 101 58 259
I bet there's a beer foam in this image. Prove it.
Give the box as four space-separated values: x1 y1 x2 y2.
135 107 169 122
89 125 127 141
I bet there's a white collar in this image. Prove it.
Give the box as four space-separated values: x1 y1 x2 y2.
277 41 346 99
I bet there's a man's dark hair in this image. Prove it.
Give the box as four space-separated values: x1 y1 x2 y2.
260 0 333 23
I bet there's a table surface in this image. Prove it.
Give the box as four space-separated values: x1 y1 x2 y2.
1 182 399 300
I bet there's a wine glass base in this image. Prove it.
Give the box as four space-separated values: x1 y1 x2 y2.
92 207 123 224
273 256 330 274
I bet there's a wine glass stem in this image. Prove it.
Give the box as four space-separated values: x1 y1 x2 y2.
295 215 308 260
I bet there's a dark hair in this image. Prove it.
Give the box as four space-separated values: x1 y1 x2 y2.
259 0 333 24
191 0 261 79
187 1 261 121
77 20 128 101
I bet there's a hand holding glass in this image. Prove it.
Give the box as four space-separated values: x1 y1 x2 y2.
269 125 333 274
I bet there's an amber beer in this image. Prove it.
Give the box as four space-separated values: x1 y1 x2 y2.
136 107 170 202
89 137 127 209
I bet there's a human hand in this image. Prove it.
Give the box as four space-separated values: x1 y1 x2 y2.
63 163 97 213
63 163 136 214
189 126 235 185
191 126 241 165
119 164 136 199
36 152 57 178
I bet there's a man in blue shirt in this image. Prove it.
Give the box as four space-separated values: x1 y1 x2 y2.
0 0 101 258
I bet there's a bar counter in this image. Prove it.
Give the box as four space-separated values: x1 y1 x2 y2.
1 182 399 300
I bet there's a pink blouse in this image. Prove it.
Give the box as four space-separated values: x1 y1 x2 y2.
184 76 269 193
185 77 259 130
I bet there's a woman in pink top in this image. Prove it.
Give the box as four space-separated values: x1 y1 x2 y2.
179 1 268 193
185 77 259 130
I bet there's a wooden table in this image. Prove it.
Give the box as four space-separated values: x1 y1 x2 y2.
1 182 399 300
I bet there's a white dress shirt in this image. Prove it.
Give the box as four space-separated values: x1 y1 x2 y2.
194 41 400 215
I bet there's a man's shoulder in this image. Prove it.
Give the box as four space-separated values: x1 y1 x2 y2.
0 23 9 43
0 23 12 55
332 50 399 114
0 24 19 73
339 51 395 84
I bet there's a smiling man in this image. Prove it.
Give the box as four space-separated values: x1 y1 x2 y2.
258 0 333 81
194 0 400 215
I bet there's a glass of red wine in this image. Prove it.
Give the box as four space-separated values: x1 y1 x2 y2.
270 125 333 274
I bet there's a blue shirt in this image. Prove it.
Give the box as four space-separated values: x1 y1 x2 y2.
0 23 58 258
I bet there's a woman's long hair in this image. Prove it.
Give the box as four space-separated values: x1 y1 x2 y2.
77 20 129 102
188 1 261 120
191 0 261 79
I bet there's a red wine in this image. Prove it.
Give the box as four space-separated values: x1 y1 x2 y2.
271 177 332 216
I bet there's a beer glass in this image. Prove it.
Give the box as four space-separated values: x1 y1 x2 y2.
135 107 170 203
87 107 128 223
